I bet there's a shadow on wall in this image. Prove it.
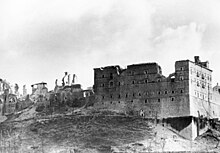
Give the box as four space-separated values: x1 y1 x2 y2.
162 116 192 132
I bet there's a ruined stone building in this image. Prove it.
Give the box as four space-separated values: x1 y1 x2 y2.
0 89 17 115
0 79 17 115
93 56 220 139
31 82 48 102
55 84 84 102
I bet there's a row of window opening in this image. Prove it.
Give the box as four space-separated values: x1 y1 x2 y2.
100 76 186 87
194 91 212 100
101 97 175 104
101 78 185 87
102 90 184 100
190 69 212 81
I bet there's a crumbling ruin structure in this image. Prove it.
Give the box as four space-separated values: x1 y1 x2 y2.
23 85 27 97
1 89 17 115
0 79 34 116
93 56 220 139
50 72 89 107
30 82 49 103
0 79 17 115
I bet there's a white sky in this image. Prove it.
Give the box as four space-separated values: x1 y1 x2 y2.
1 0 220 93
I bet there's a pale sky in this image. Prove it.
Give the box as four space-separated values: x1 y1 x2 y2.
1 0 220 93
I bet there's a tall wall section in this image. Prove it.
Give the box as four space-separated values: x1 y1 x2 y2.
161 60 190 118
188 61 215 118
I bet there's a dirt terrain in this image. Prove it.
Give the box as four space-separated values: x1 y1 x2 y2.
0 107 220 153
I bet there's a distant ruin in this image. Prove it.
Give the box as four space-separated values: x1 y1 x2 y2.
0 72 94 117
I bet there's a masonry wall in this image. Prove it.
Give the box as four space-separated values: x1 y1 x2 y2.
161 60 190 118
94 62 191 118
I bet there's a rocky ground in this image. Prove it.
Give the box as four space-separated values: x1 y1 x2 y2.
0 107 220 153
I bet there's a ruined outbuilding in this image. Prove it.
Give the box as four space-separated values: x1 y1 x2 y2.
93 56 220 140
30 82 48 102
48 72 90 108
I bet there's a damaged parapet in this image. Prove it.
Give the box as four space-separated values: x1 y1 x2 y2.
96 65 123 74
194 56 209 68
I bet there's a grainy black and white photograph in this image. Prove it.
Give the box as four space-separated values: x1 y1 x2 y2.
0 0 220 152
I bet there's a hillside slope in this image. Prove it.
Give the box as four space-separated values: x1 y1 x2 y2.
0 107 220 153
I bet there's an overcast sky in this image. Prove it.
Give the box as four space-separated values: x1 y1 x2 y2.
1 0 220 93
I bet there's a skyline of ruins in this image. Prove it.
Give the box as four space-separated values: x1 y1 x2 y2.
0 0 220 92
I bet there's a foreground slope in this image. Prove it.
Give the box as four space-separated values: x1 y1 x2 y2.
0 107 219 153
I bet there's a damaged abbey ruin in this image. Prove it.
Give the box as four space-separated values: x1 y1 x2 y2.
1 56 220 142
94 56 220 140
0 72 94 118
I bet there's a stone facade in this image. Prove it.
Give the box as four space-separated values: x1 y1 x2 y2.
93 56 220 139
93 62 189 118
